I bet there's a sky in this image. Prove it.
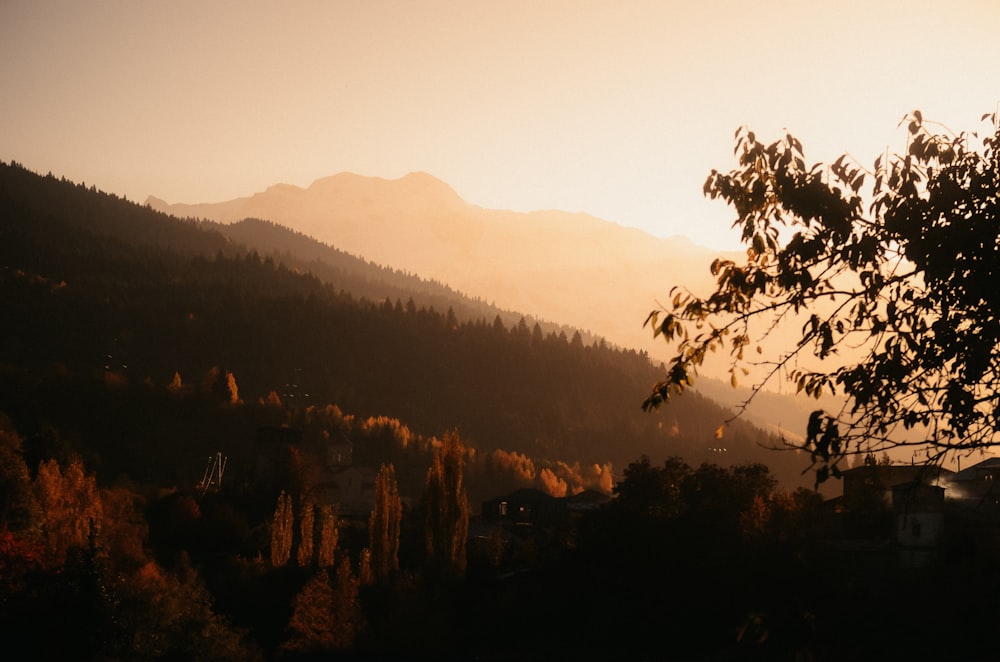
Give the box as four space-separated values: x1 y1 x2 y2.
2 0 999 250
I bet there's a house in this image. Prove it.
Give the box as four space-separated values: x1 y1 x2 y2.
253 425 376 519
950 457 1000 505
829 458 1000 569
309 466 377 519
840 463 952 508
482 488 612 530
892 481 946 568
482 488 563 528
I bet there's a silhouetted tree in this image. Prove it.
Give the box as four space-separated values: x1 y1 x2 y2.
646 111 1000 478
613 455 689 518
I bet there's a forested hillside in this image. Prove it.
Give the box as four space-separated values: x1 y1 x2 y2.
0 160 804 490
205 216 601 347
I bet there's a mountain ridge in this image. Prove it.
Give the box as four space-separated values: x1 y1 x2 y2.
147 171 735 361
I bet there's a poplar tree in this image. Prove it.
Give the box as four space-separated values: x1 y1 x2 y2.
270 491 293 567
368 463 401 581
296 496 315 567
316 504 338 569
424 431 468 577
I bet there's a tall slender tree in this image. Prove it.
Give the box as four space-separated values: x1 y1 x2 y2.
296 495 315 567
424 431 468 577
270 491 293 567
368 463 401 581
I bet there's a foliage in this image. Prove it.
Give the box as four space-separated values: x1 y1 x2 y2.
270 491 293 567
424 432 469 577
368 463 402 581
284 569 337 653
0 415 38 532
646 111 1000 477
316 503 338 569
33 457 102 567
296 494 315 567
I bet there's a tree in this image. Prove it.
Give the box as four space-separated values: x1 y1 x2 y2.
330 554 364 648
424 431 469 577
0 416 38 533
645 111 1000 479
284 570 336 653
296 495 315 567
270 491 293 567
612 455 689 518
33 458 102 567
316 504 338 569
284 557 364 651
368 463 402 581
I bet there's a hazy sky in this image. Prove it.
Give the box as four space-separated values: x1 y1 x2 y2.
3 1 998 249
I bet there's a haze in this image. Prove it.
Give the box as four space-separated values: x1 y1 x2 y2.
3 1 998 251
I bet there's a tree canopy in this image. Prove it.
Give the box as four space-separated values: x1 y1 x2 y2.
646 110 1000 480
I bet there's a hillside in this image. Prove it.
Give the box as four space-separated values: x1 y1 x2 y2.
0 161 812 491
211 216 598 345
147 171 732 362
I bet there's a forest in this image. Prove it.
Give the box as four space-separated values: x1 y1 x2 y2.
3 160 999 660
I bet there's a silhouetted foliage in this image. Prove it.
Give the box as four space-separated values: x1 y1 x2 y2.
646 111 1000 479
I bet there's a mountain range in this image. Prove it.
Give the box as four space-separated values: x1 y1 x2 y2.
148 172 725 360
1 161 820 494
149 171 824 440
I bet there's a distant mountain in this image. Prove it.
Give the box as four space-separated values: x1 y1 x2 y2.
148 172 731 359
209 216 598 345
149 171 829 447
